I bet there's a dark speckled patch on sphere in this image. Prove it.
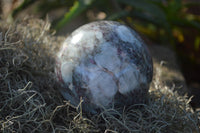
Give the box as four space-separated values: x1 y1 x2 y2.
55 21 153 113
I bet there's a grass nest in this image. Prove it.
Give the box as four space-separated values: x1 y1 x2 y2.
0 18 199 133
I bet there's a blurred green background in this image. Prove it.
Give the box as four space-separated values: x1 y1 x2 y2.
1 0 200 85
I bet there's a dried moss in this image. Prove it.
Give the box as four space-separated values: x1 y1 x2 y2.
0 18 199 133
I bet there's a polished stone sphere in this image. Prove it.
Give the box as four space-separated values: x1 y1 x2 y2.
55 21 153 113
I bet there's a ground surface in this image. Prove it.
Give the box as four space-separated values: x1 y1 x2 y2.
0 18 199 132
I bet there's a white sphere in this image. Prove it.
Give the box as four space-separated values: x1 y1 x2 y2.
55 21 153 113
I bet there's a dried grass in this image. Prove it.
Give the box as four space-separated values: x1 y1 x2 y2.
0 18 199 133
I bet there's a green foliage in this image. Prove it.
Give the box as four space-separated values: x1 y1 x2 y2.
37 0 75 17
11 0 35 17
9 0 200 64
195 36 200 51
55 0 96 30
117 0 167 24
